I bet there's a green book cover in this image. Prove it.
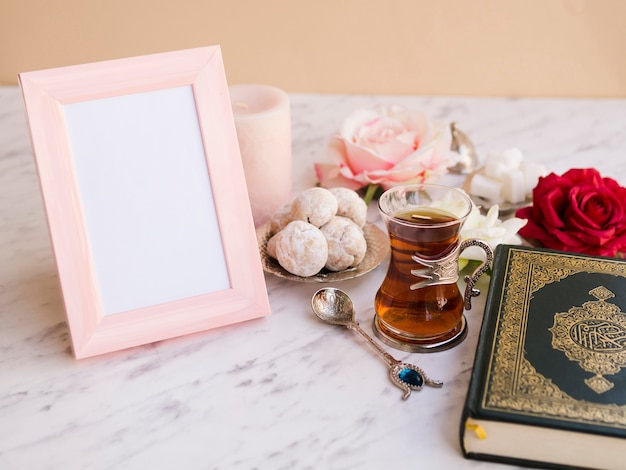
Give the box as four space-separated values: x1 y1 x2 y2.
460 244 626 470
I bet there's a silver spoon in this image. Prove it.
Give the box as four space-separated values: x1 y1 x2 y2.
449 122 479 174
311 287 443 400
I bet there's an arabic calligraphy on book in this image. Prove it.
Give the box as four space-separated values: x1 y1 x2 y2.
550 286 626 394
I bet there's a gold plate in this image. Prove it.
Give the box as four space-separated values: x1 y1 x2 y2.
256 222 389 282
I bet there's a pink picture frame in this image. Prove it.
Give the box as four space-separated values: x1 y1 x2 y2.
19 46 271 359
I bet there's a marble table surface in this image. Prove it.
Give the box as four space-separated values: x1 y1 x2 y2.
2 85 626 470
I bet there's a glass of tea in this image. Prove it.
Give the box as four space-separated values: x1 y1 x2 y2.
374 184 493 352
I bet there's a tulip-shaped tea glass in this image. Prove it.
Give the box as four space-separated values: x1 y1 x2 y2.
374 184 493 352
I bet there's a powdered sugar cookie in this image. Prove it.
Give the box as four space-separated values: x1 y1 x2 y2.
320 216 367 272
290 187 338 227
274 220 328 277
329 187 368 227
269 202 293 235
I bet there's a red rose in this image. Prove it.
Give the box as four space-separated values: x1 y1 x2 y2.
515 168 626 258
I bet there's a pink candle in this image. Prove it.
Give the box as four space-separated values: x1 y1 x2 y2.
230 84 292 227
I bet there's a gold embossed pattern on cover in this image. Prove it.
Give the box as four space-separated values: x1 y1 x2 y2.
483 248 626 428
550 287 626 394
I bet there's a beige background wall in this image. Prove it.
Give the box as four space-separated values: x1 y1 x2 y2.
1 0 625 98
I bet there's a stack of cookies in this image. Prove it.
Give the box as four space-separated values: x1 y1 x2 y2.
266 187 368 277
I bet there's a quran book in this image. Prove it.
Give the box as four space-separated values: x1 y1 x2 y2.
460 245 626 470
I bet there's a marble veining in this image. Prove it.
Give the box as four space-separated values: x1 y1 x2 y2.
2 85 626 469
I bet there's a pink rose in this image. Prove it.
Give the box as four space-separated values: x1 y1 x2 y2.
315 105 452 193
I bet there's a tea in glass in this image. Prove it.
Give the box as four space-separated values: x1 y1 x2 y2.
374 184 491 352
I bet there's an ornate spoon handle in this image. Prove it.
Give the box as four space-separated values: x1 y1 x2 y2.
347 321 443 400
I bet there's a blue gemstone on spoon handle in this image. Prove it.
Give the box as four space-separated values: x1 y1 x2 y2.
399 368 423 387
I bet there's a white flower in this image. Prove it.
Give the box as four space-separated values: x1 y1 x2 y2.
460 204 527 262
